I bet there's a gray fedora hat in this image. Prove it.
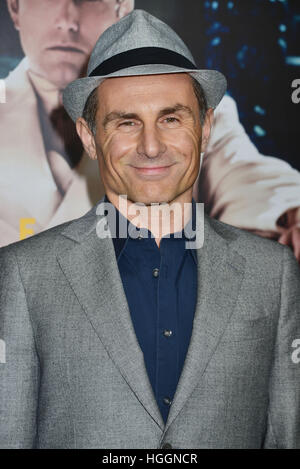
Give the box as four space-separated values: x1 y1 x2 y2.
63 9 227 123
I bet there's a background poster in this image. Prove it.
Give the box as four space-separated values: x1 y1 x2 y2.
0 0 299 249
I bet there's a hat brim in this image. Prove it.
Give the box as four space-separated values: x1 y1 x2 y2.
62 64 227 123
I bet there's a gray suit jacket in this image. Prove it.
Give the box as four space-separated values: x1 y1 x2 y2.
0 199 300 449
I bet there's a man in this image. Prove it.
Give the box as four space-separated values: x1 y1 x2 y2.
1 0 300 260
0 0 133 245
1 10 299 449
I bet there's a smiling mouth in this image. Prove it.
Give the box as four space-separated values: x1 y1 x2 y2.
132 165 174 175
48 46 85 54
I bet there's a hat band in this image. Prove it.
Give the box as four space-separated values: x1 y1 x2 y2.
89 47 197 77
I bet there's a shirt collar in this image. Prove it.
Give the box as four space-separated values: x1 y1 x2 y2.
104 194 197 263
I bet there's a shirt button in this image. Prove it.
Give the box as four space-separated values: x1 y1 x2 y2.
163 397 172 406
152 268 159 278
163 329 172 337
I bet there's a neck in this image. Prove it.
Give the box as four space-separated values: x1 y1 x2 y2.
27 68 62 115
107 190 194 248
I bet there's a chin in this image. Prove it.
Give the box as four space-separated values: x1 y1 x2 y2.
128 192 173 206
44 63 81 89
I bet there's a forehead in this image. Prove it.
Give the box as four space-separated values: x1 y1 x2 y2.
96 73 196 110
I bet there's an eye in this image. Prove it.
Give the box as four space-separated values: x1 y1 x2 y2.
164 117 179 123
74 0 102 4
161 116 181 127
120 121 136 127
118 121 139 132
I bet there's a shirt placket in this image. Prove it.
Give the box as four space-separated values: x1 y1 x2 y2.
155 239 185 423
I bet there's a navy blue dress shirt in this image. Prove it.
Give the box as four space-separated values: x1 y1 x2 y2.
104 195 198 424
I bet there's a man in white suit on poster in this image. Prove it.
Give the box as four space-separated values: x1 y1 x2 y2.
1 0 300 260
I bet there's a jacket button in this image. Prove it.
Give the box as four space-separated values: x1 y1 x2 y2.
161 443 173 449
152 268 159 278
163 397 172 406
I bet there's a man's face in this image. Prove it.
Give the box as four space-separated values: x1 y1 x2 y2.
8 0 132 88
79 73 212 206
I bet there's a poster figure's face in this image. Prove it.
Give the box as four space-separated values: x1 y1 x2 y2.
78 73 213 206
8 0 133 88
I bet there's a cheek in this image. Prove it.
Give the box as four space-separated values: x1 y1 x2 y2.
21 1 55 31
81 10 116 45
168 128 201 162
95 134 134 178
100 133 136 162
19 9 55 54
19 16 43 44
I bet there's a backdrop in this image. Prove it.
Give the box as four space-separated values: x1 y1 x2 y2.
0 0 299 247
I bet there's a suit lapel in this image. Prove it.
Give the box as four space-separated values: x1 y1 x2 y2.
57 202 165 430
1 58 60 229
163 206 246 433
57 200 246 434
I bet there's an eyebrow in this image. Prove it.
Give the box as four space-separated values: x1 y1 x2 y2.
102 104 194 128
102 112 140 128
158 104 194 120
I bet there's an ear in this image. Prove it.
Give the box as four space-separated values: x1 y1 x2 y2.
76 118 98 161
116 0 134 19
200 108 214 153
7 0 20 30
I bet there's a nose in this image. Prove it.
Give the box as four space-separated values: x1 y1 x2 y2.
55 0 80 34
137 124 167 159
